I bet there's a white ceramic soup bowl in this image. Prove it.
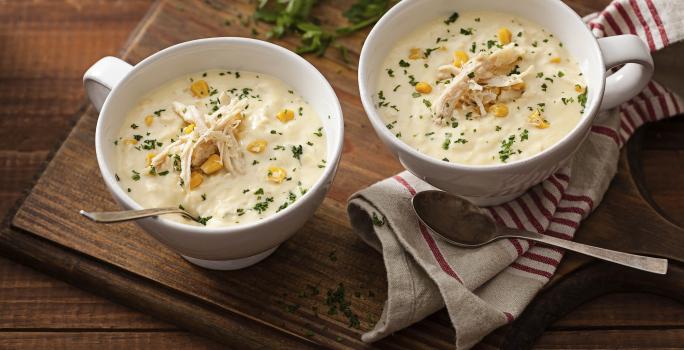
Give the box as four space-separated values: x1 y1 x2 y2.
359 0 653 206
84 38 344 270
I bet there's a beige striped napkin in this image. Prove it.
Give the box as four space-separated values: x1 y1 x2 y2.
347 1 684 348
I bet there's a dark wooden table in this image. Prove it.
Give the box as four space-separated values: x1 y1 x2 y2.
1 0 683 348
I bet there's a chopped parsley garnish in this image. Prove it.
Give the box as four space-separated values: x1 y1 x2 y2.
291 145 303 160
577 87 588 112
158 170 169 176
371 212 385 226
423 99 432 108
195 216 212 226
277 202 289 212
467 72 475 79
325 283 360 329
520 129 529 141
423 47 439 58
254 188 264 195
130 123 139 129
133 134 143 141
498 135 517 163
444 12 459 25
386 68 394 77
173 154 181 172
460 27 473 35
313 127 323 137
131 170 140 181
442 138 451 150
142 139 159 150
253 197 274 214
153 109 166 117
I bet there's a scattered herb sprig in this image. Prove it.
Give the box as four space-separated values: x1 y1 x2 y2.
254 0 392 57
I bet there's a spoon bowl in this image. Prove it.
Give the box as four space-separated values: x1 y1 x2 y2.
412 190 499 246
412 190 668 274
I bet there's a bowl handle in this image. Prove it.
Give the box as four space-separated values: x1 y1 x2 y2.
82 56 133 112
598 35 654 111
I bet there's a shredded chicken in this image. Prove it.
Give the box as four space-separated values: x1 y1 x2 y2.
433 45 531 124
150 95 248 190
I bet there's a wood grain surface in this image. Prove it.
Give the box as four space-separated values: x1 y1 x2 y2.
2 0 684 349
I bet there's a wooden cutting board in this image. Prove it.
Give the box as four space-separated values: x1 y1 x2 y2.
3 0 684 348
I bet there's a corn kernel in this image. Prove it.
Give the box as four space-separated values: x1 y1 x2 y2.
124 139 138 145
511 82 526 91
276 109 295 123
528 110 550 129
267 166 287 184
183 123 195 134
146 153 156 165
550 57 561 63
415 82 432 94
233 113 246 133
409 48 423 60
200 154 223 175
453 50 469 68
575 84 585 93
498 28 512 45
190 80 209 98
144 115 154 127
490 103 509 117
189 171 204 190
247 140 268 153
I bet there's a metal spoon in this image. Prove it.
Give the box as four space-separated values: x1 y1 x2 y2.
79 207 196 223
412 190 668 275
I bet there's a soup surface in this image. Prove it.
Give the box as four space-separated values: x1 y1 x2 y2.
114 69 327 227
375 11 587 165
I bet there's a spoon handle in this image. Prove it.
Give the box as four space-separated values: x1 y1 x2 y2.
521 232 668 274
79 207 190 223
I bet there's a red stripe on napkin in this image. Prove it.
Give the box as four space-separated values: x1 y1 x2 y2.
645 0 669 46
629 0 656 50
393 175 464 283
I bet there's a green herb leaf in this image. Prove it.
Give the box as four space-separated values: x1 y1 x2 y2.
444 12 459 25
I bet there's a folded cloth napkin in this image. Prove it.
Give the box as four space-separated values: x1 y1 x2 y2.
347 1 684 348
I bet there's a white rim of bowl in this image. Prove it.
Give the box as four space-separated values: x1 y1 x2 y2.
96 37 344 234
358 0 605 173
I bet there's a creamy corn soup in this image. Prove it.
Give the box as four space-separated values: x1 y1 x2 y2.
375 11 587 165
114 69 327 227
